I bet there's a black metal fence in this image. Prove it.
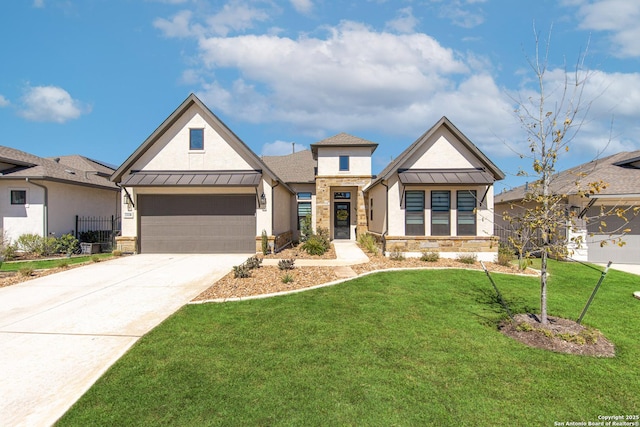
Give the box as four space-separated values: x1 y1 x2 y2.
75 215 121 251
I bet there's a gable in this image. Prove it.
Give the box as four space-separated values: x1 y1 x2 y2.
129 103 256 173
398 126 484 170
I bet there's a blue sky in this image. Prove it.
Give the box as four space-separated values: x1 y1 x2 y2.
1 0 639 192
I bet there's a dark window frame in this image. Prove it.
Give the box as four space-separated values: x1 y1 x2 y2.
189 128 204 150
405 190 425 236
297 201 312 230
10 190 27 205
431 190 450 236
456 190 477 236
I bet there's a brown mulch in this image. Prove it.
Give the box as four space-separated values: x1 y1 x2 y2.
193 253 537 301
500 313 615 357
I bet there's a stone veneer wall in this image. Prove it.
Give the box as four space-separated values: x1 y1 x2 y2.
315 176 372 238
115 236 138 254
385 235 498 255
255 230 293 254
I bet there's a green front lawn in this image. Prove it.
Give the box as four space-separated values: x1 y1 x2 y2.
57 261 640 426
1 253 113 271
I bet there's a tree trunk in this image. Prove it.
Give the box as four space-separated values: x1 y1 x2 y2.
540 249 548 324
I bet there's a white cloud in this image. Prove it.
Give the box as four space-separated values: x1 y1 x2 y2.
0 95 9 107
435 0 485 28
33 0 44 8
385 7 419 34
19 85 89 123
571 0 640 58
261 140 308 155
154 10 196 38
290 0 313 15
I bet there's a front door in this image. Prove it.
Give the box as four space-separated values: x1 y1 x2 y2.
334 202 350 239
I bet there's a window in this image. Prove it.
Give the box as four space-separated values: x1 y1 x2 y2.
189 128 204 150
11 190 26 205
339 155 349 171
334 192 351 199
297 192 312 200
431 191 450 236
405 191 425 236
297 202 312 230
370 198 373 221
457 190 477 236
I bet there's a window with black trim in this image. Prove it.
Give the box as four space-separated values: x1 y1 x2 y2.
405 191 425 236
11 190 26 205
297 202 312 230
190 128 204 150
297 192 312 200
457 190 477 236
431 191 450 236
370 198 373 221
339 155 349 171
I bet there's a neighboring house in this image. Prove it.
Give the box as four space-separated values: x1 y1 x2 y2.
495 151 640 264
0 146 120 244
112 93 505 260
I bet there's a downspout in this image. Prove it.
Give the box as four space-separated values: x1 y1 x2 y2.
382 180 389 254
26 178 48 237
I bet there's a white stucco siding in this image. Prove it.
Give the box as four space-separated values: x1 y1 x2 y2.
1 181 118 244
272 183 292 235
316 147 372 176
366 182 387 234
401 128 484 170
131 105 254 172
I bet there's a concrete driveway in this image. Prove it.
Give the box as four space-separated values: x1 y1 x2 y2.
0 253 247 427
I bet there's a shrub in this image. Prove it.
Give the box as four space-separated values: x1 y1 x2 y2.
91 255 101 263
420 251 440 262
299 215 313 243
278 259 295 270
261 230 269 255
301 235 328 256
233 264 252 279
245 256 262 270
281 273 294 284
2 244 17 261
497 243 514 267
16 234 43 254
56 233 79 255
456 253 477 264
58 260 70 269
389 251 405 261
40 236 58 256
316 227 331 246
357 234 379 254
112 250 123 257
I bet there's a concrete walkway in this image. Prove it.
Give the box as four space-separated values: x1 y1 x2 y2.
262 240 369 267
0 253 246 427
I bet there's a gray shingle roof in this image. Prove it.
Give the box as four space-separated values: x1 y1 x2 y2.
0 146 117 190
310 133 378 160
496 150 640 203
263 150 316 183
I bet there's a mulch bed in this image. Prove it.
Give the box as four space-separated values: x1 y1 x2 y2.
500 313 615 357
263 243 337 260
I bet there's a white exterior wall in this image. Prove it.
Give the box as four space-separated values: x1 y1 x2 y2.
366 182 387 234
404 128 485 170
1 181 118 244
133 105 253 172
316 147 372 176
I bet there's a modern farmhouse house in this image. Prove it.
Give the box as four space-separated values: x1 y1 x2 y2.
112 94 505 259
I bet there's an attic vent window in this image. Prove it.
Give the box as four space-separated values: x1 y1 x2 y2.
190 128 204 150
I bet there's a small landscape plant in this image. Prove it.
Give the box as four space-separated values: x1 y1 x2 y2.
497 243 514 267
357 233 379 254
19 265 35 277
57 260 70 269
456 253 477 264
281 273 294 284
2 243 17 261
16 233 44 255
299 215 313 243
244 256 262 270
420 251 439 262
301 235 328 256
389 251 405 261
261 230 269 255
112 250 123 257
56 233 79 256
278 259 295 270
91 255 101 263
233 264 252 279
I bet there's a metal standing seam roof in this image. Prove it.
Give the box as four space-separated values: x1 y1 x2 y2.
398 168 496 185
121 171 263 187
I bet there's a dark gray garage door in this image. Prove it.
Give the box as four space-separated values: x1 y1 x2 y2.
138 194 256 253
586 205 640 264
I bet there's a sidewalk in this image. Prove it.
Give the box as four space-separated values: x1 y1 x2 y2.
262 240 369 267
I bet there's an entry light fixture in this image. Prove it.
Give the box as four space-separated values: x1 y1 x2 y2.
260 192 267 208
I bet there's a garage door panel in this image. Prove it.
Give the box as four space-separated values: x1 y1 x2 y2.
138 195 256 253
